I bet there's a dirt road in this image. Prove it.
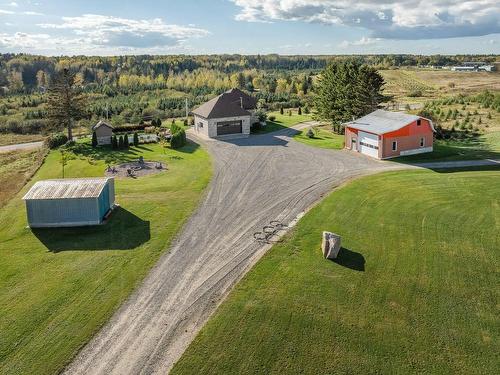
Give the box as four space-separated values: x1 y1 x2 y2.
63 127 440 374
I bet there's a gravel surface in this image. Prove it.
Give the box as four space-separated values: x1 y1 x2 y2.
0 141 43 153
63 127 446 374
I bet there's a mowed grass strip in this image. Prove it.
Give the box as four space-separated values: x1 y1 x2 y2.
293 126 344 150
0 141 211 374
172 169 499 375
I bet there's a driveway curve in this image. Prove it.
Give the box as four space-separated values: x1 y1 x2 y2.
64 127 403 374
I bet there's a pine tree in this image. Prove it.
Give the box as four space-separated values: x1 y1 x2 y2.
91 131 97 147
118 135 124 148
123 133 129 148
112 135 118 149
46 68 87 141
280 107 284 115
298 106 302 115
133 132 139 146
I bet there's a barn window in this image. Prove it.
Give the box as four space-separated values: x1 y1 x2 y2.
417 119 421 126
420 137 425 147
392 141 397 151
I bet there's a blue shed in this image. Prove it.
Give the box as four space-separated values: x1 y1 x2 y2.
22 177 115 228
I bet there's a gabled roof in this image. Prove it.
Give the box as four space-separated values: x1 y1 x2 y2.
191 88 258 119
345 109 434 135
92 120 113 131
23 178 112 200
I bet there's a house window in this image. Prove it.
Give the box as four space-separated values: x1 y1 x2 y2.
417 119 421 126
392 141 397 151
420 137 425 147
198 122 203 128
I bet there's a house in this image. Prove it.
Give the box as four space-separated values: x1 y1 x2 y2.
23 177 115 228
344 110 435 159
92 120 114 145
191 88 258 138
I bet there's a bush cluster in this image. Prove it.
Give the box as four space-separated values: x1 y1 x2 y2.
170 123 187 149
45 132 68 149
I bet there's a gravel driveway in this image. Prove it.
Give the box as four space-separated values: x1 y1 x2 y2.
64 127 407 374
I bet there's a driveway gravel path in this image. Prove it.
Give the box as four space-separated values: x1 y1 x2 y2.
64 126 494 374
0 141 43 153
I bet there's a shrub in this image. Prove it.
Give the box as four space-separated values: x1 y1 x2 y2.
280 107 284 115
306 128 314 138
298 106 302 115
268 115 276 122
255 109 267 122
92 131 97 147
189 117 195 126
408 89 423 97
288 110 292 116
112 135 118 149
123 133 129 148
304 105 310 114
183 118 188 126
170 123 183 134
170 129 186 149
118 135 124 148
251 122 262 132
46 132 68 149
133 132 139 146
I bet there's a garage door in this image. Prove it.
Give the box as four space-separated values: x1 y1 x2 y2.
358 131 379 158
217 120 242 135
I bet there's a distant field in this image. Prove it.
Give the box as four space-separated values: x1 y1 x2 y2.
381 69 500 102
172 168 500 375
0 140 212 374
0 133 45 146
256 110 313 133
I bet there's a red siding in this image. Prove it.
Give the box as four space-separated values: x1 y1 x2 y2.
345 118 434 159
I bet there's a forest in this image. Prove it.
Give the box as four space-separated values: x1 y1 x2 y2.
0 53 498 137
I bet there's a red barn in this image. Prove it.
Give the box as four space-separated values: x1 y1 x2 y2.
344 110 435 159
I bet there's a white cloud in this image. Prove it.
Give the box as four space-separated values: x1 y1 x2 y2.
232 0 500 39
22 11 43 15
7 2 18 7
340 37 380 48
38 14 209 48
0 9 15 14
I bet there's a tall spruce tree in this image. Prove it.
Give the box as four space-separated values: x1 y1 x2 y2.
46 68 87 141
314 61 386 134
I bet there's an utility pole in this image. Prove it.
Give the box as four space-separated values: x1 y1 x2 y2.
185 98 189 121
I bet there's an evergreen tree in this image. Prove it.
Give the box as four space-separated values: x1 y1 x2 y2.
298 106 302 115
112 135 118 149
314 61 385 134
91 131 97 147
118 135 124 148
123 133 129 148
133 132 139 146
280 107 284 115
46 68 87 141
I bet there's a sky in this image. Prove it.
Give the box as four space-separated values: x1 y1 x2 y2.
0 0 499 56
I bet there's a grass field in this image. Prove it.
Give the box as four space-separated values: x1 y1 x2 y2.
0 133 45 146
293 125 344 150
0 147 47 208
253 110 313 133
0 141 211 374
172 168 500 375
381 69 500 102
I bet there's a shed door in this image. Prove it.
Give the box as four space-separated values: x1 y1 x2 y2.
216 120 242 135
358 131 379 158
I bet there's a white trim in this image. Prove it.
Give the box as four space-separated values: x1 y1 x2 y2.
392 140 398 151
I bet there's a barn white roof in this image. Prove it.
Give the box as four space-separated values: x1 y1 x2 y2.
23 178 112 200
345 109 425 135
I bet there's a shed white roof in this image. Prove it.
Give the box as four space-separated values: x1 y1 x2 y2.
23 178 111 200
345 110 421 135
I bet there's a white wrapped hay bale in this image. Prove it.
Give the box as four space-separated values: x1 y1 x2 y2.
321 231 341 259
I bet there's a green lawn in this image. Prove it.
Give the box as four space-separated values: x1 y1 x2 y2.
0 141 211 374
398 131 500 163
293 127 344 150
172 168 499 375
252 110 313 134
